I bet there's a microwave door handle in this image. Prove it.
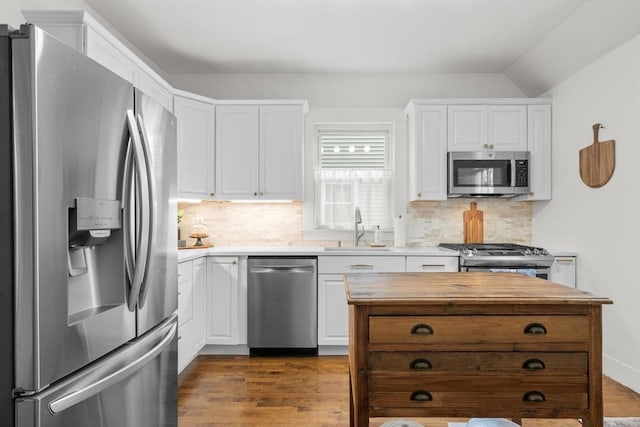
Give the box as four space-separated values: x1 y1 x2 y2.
125 110 151 311
510 159 516 187
134 113 157 309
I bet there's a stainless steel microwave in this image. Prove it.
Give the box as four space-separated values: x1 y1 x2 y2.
448 151 530 197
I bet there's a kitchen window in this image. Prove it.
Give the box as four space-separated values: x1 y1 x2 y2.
314 123 394 230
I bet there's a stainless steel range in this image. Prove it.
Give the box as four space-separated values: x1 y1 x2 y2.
439 243 554 279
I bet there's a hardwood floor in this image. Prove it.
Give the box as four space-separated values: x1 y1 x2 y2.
178 355 640 427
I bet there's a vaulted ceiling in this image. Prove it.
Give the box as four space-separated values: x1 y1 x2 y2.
81 0 640 96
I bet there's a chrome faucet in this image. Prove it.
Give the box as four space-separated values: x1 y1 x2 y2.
353 207 364 247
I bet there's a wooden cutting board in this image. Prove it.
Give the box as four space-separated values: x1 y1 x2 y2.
579 124 615 188
463 201 483 244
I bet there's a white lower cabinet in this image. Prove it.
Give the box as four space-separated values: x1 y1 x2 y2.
318 274 350 346
550 256 577 288
317 256 405 347
177 258 206 373
206 257 241 345
406 256 459 272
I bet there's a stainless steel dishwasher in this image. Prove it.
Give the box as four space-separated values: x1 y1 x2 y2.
248 257 317 355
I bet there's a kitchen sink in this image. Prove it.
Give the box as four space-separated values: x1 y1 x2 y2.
323 247 391 251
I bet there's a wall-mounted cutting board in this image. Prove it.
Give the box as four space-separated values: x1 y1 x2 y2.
463 201 483 244
579 124 615 188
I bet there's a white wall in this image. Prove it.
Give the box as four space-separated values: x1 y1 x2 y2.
533 33 640 392
170 72 525 108
1 0 25 27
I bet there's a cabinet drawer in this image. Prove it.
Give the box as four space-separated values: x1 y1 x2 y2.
178 261 192 283
406 256 458 272
369 316 589 348
369 352 588 375
178 279 193 326
369 389 587 412
318 256 405 274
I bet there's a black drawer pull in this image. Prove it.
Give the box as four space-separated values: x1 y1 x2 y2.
524 323 547 335
410 359 433 370
522 359 546 371
411 324 434 335
410 390 433 402
523 391 546 403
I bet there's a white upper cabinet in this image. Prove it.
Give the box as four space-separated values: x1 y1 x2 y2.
215 102 307 200
516 104 552 201
407 104 448 201
447 105 487 151
259 106 304 200
408 99 551 201
23 10 174 112
174 93 216 199
487 105 528 151
215 105 261 199
448 104 527 151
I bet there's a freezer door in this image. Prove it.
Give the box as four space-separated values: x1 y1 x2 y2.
12 26 136 392
15 315 177 427
133 88 178 336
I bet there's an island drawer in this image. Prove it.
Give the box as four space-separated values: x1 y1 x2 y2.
369 351 588 375
369 315 589 347
368 389 588 412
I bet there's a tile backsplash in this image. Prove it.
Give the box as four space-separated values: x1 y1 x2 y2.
178 199 531 247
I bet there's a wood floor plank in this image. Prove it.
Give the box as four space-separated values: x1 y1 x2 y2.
178 355 640 427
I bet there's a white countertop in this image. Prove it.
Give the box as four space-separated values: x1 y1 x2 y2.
177 245 459 262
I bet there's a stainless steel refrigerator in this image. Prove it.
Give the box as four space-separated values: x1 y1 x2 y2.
0 24 178 427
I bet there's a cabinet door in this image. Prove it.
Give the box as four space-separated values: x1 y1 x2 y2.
215 106 260 199
318 274 349 346
177 261 194 373
192 258 206 348
259 105 304 200
206 257 239 344
448 105 487 151
525 104 552 200
487 105 527 151
408 105 448 201
174 96 215 199
550 256 576 288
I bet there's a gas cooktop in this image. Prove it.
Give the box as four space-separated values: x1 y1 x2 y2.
439 243 554 267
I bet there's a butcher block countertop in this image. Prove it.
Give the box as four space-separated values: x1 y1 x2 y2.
344 272 612 305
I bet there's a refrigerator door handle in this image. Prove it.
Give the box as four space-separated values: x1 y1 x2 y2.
125 110 151 311
122 141 135 286
48 318 177 415
134 113 157 309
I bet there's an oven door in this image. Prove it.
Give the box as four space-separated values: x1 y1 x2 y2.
461 266 549 280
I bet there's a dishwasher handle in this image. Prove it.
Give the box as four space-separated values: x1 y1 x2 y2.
250 265 316 273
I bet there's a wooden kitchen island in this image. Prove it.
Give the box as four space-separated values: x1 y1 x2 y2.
344 272 612 427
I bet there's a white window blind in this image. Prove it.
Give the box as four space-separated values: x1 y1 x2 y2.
314 126 394 230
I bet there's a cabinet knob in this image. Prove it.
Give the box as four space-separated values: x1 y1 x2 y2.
417 192 422 197
524 323 547 335
410 358 433 370
483 144 489 149
522 391 546 403
410 390 433 402
489 144 494 149
210 192 215 197
522 358 546 371
411 324 434 335
232 260 237 265
259 192 264 197
253 192 258 197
